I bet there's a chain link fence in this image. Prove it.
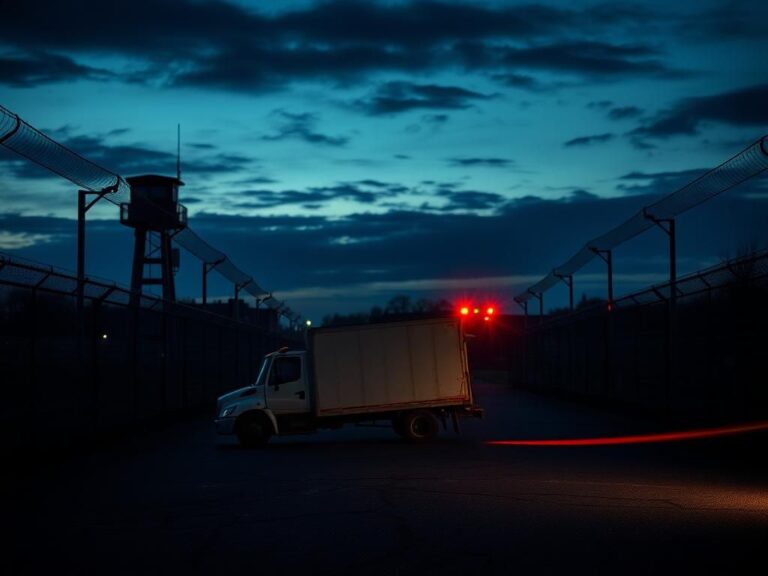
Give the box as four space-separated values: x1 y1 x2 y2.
0 252 299 452
509 251 768 422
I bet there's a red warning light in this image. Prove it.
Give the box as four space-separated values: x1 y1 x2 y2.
486 306 495 315
473 308 480 314
483 316 490 322
460 306 469 316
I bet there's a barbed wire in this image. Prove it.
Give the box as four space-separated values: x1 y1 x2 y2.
0 104 290 317
528 249 768 331
516 136 768 304
0 250 287 326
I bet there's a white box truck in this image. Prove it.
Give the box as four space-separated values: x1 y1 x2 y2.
215 317 482 446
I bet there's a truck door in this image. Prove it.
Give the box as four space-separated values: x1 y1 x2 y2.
266 355 311 414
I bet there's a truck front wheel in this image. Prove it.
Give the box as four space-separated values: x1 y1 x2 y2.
236 412 273 447
401 410 440 442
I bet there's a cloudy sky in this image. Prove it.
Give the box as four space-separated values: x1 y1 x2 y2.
1 0 767 321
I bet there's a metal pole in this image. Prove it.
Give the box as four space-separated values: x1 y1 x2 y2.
539 293 544 322
607 250 613 311
77 190 86 313
590 248 613 311
555 273 574 312
642 211 678 412
234 284 241 321
523 301 528 330
202 263 207 306
669 218 677 311
76 188 110 312
203 258 225 308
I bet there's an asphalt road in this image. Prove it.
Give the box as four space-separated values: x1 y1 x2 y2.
7 377 768 575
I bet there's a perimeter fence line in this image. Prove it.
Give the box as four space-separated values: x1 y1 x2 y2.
0 104 295 320
0 250 300 451
508 249 768 423
525 249 768 332
0 251 281 327
515 136 768 315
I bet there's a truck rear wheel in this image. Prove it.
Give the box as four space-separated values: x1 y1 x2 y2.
236 412 273 447
401 410 440 442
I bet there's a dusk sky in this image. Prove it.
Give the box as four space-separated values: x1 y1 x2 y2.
1 0 767 321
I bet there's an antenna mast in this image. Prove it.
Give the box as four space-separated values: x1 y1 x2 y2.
176 123 181 180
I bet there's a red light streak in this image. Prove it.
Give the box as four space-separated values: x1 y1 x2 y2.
485 421 768 446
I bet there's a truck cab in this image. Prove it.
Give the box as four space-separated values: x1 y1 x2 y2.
215 348 311 445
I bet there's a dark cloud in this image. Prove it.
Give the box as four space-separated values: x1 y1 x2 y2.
681 1 768 41
448 157 513 167
358 82 493 115
355 179 391 188
232 176 278 186
608 106 644 120
422 114 450 125
0 127 253 179
62 135 251 176
564 133 615 147
616 168 716 197
172 43 433 91
236 182 403 209
262 111 347 146
0 212 75 236
568 189 600 202
0 1 680 92
353 180 409 194
0 51 112 87
435 190 506 211
457 40 679 79
1 0 657 59
490 73 543 91
274 1 573 46
631 84 768 139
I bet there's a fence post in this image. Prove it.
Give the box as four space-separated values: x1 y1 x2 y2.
643 211 677 413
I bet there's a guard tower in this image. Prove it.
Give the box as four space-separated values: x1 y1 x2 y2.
120 175 188 303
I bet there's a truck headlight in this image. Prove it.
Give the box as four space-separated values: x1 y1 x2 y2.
221 405 237 417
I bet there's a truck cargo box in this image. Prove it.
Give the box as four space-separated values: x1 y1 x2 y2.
310 317 471 417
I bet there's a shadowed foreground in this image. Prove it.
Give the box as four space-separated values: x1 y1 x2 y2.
6 378 767 575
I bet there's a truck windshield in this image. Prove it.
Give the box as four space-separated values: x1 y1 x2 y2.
253 357 269 387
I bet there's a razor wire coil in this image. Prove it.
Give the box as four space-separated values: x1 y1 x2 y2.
516 136 768 305
0 105 287 315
